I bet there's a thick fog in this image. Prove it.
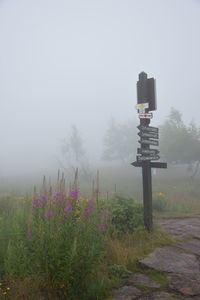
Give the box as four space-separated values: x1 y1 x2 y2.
0 0 200 176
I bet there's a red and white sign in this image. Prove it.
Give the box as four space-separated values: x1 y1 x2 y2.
139 113 153 119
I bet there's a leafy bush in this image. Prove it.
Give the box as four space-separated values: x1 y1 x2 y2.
152 192 168 212
108 264 132 278
109 195 143 234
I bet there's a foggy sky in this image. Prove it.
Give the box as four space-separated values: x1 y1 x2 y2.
0 0 200 174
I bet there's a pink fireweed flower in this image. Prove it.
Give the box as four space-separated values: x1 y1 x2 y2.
101 208 109 224
69 189 79 200
53 192 65 201
64 203 73 214
97 224 108 231
53 192 66 207
87 200 95 207
44 210 54 220
85 200 95 215
85 206 94 215
32 196 47 208
101 208 109 218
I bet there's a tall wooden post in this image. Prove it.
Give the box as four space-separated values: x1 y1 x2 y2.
132 72 167 232
142 162 152 231
140 117 153 232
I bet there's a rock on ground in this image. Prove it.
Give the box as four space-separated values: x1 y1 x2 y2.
112 285 142 300
156 217 200 240
138 291 181 300
125 273 160 288
175 238 200 256
140 246 200 274
168 273 200 296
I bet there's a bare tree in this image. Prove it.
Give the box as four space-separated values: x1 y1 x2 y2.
59 125 91 179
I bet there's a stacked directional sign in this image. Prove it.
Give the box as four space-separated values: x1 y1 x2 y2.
137 125 160 163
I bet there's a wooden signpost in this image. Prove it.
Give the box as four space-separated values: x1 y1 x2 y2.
131 72 167 232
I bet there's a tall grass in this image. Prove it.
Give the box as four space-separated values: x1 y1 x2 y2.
106 229 175 269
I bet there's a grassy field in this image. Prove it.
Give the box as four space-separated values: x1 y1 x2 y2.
101 164 200 215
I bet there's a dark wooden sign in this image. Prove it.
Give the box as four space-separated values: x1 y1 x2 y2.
137 155 160 162
137 125 159 133
139 139 159 146
137 148 159 155
137 72 157 111
131 161 167 168
138 132 159 139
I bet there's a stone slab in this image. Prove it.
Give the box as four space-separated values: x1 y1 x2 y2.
156 217 200 240
138 291 180 300
140 246 200 274
168 273 200 296
174 238 200 256
125 273 160 288
112 285 142 300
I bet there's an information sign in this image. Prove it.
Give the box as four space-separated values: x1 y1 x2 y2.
137 125 158 133
137 148 159 155
139 139 159 146
138 132 159 139
137 155 160 162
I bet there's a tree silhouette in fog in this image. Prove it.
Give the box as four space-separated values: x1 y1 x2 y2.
59 125 90 177
103 119 138 164
160 108 200 177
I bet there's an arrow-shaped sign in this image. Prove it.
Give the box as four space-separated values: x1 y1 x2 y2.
137 148 160 155
137 155 160 162
131 161 167 168
138 132 159 139
139 139 159 146
137 125 159 134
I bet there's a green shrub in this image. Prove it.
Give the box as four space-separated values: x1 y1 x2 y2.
152 192 168 212
108 264 132 278
109 195 143 234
